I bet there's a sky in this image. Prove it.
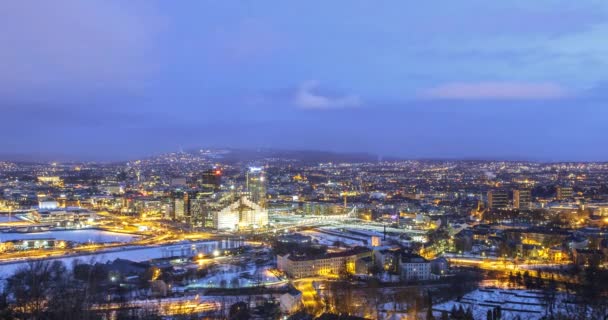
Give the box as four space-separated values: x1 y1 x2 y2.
2 0 608 162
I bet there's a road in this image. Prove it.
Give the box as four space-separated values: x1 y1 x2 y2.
0 228 217 265
446 255 575 283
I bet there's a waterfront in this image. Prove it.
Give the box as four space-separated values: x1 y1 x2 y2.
0 229 140 243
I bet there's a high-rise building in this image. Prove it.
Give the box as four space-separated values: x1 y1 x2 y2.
246 167 266 207
487 190 508 209
556 186 573 200
513 189 532 210
201 168 222 191
173 192 189 221
189 197 207 227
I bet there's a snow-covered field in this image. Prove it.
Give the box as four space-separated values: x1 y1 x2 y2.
185 263 286 289
0 240 230 280
0 229 139 243
0 215 21 223
433 288 558 320
299 230 367 247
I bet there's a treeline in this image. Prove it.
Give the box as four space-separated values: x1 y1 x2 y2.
0 260 166 320
0 259 280 320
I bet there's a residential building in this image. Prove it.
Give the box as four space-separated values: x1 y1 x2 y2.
277 247 371 278
400 253 431 281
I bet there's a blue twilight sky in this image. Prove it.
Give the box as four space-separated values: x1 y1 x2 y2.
1 0 608 161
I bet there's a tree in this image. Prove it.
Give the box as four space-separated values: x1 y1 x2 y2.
229 301 251 320
464 306 474 320
0 292 15 319
426 291 435 320
493 306 501 320
450 305 458 317
7 260 68 319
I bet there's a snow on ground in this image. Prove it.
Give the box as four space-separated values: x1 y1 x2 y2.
433 288 556 320
0 229 139 243
185 263 285 289
299 230 367 247
0 216 19 223
0 240 225 280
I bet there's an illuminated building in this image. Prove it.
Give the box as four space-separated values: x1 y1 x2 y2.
213 197 268 230
37 176 63 187
513 189 532 210
374 248 402 273
279 288 303 314
13 239 58 250
57 195 67 208
38 199 59 210
173 192 189 221
28 208 96 226
556 186 573 200
246 167 266 207
371 236 382 247
201 168 222 191
276 247 371 278
213 207 239 230
400 253 431 281
277 233 312 245
487 190 508 209
189 197 207 227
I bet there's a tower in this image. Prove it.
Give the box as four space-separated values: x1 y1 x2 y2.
246 167 266 207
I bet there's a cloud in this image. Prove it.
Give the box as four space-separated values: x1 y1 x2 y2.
420 82 570 100
294 81 361 109
0 0 162 98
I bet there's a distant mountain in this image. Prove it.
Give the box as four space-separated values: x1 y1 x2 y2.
189 148 383 164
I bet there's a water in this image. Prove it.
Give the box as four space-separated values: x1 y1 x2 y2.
0 229 139 243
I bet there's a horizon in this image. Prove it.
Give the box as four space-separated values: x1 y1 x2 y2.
2 147 608 164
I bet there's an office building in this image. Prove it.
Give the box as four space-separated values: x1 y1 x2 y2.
487 190 508 209
246 167 266 207
556 186 573 200
513 189 532 210
173 192 189 221
201 168 222 191
189 198 207 227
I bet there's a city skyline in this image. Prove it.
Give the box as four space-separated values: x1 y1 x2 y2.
4 3 608 318
2 1 608 161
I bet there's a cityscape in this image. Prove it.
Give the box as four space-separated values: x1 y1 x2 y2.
3 1 608 319
2 150 608 319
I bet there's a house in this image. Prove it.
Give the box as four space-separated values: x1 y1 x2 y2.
430 257 449 276
373 248 401 273
279 286 302 313
572 248 605 267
